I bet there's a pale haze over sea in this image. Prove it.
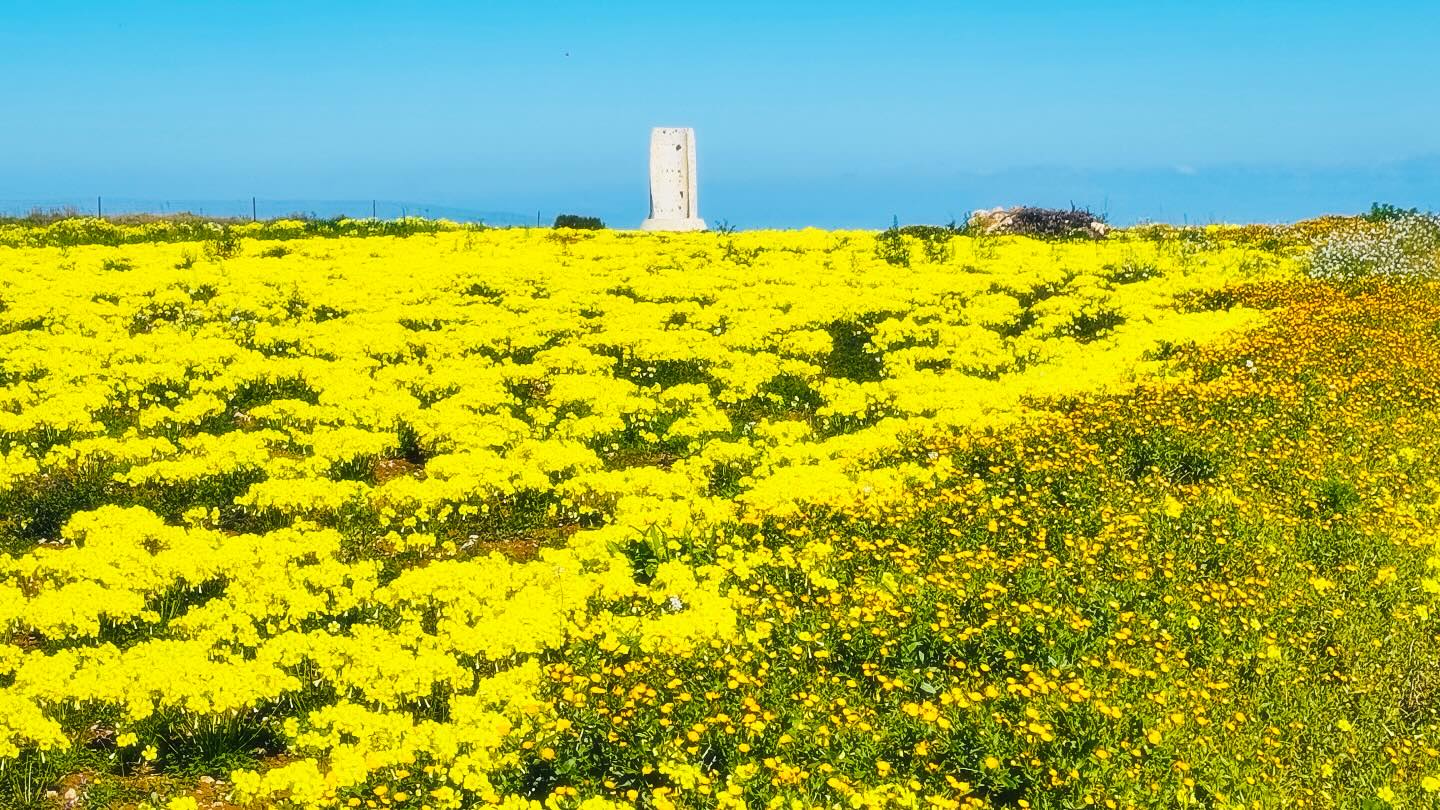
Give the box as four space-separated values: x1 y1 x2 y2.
7 158 1436 231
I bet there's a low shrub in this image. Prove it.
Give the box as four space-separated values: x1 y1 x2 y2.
553 214 605 230
202 228 243 260
873 221 962 266
1364 202 1422 223
971 206 1108 239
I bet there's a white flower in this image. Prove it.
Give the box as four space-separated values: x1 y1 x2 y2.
1309 214 1440 281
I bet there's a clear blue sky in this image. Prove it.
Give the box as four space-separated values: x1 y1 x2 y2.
2 1 1437 227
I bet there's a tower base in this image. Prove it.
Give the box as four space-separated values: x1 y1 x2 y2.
640 217 707 232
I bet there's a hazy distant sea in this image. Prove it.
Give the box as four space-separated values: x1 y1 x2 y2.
0 199 534 226
3 157 1437 230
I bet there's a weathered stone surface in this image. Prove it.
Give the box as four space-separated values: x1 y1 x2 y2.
969 206 1014 234
641 127 706 232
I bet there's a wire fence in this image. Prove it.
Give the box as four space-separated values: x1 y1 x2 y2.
0 198 538 226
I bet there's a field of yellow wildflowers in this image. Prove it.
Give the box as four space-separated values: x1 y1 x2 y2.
1 219 1438 809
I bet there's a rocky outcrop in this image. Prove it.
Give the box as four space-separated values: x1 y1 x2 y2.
969 206 1110 239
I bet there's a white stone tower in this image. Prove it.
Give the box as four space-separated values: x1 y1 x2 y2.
641 127 706 231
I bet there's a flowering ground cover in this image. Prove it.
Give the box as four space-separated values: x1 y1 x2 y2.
1 222 1438 808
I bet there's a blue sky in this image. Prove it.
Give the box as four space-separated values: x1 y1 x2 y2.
2 1 1437 227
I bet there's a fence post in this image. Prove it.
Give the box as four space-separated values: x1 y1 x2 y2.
252 197 257 222
97 196 102 218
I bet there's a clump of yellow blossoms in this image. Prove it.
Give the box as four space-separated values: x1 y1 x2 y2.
2 222 1438 808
